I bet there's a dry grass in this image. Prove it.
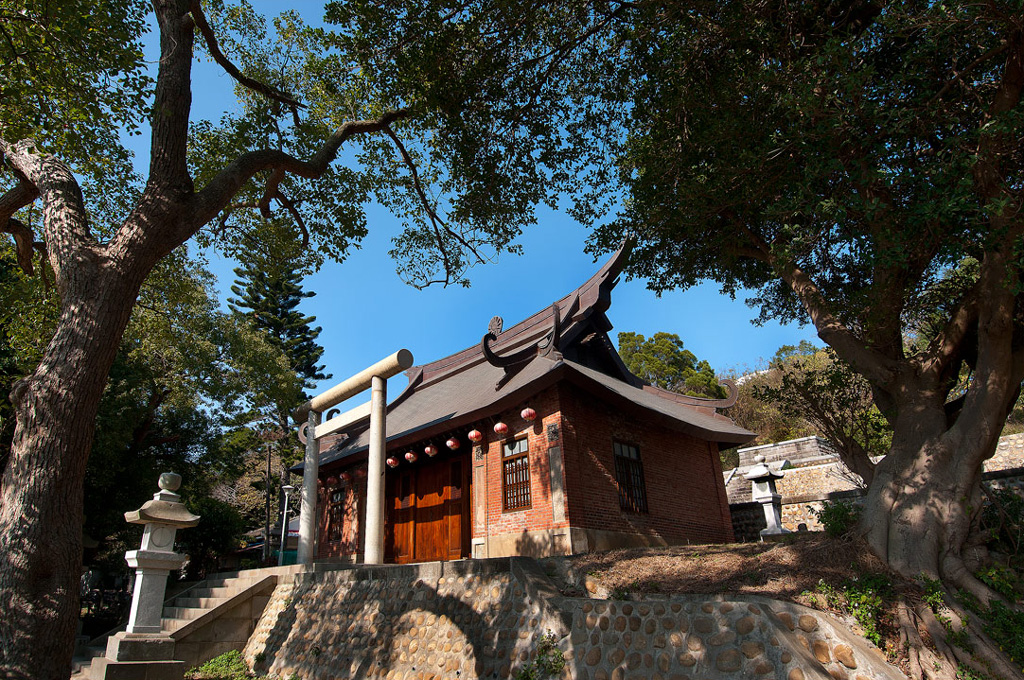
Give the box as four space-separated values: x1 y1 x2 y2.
566 533 894 602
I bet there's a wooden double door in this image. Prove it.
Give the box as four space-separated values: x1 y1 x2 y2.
385 453 471 563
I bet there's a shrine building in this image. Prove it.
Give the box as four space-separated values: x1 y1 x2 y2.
303 245 755 564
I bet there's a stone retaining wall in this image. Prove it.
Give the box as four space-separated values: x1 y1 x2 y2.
242 558 904 680
728 433 1024 541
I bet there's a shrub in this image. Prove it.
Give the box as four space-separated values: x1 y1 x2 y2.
812 500 862 538
515 632 567 680
187 651 250 680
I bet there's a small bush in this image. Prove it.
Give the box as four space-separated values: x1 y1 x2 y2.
807 574 891 647
187 651 250 680
515 632 566 680
980 487 1024 558
812 500 862 538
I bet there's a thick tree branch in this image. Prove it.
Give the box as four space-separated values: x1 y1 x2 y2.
189 0 304 123
0 136 94 285
146 0 195 196
914 284 979 379
0 179 40 274
775 259 898 386
187 110 409 245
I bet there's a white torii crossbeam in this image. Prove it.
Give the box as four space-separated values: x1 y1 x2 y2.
293 349 413 565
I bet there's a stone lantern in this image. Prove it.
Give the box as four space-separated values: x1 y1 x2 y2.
91 472 199 680
744 455 790 540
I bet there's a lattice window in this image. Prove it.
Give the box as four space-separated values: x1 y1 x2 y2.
614 441 648 513
502 437 531 511
327 489 347 543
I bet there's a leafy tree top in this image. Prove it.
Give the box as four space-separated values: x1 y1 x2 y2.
618 331 726 399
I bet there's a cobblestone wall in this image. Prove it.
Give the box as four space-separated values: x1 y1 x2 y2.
243 558 904 680
728 433 1024 540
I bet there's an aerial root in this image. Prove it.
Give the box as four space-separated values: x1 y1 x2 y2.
898 599 958 680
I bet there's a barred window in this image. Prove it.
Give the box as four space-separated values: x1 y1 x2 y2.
614 441 648 513
327 489 346 543
502 437 531 511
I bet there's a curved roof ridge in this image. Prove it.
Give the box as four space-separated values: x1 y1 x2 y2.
413 241 631 385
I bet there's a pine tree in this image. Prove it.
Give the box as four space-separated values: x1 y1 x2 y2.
228 259 330 394
228 253 332 562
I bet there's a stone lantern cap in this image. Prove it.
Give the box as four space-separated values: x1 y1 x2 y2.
744 454 791 481
124 472 200 528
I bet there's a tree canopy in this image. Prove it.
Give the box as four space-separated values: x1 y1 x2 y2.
617 331 726 399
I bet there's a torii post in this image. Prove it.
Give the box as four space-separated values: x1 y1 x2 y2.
293 349 413 565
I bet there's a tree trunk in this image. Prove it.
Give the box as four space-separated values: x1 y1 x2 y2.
861 391 1003 601
0 262 141 680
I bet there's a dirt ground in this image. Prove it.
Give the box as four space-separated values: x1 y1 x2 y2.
565 533 893 601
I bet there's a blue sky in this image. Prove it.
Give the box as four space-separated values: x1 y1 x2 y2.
139 5 820 399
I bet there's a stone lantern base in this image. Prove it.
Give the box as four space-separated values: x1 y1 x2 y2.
90 632 185 680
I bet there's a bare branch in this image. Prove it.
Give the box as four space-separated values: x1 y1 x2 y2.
382 124 452 284
930 40 1011 106
189 0 304 115
274 190 309 249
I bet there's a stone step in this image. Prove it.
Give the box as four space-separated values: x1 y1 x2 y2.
160 618 188 633
169 595 230 610
185 585 238 599
161 606 208 621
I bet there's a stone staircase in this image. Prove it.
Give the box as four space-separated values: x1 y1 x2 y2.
72 570 281 679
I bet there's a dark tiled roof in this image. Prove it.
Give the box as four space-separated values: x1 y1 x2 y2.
313 355 755 469
301 244 756 472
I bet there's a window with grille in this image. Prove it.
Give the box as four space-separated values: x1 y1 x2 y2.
614 441 648 513
327 489 346 542
502 437 531 511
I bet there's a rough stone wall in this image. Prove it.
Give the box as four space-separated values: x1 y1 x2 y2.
242 558 904 680
728 434 1024 540
560 383 734 546
243 559 570 680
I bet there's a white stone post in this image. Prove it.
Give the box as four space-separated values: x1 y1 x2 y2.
364 376 387 564
297 410 321 565
91 473 199 680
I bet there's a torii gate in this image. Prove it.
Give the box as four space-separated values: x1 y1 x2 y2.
293 349 413 565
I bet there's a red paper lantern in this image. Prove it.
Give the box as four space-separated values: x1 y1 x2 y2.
326 475 339 486
521 407 537 422
493 421 509 435
405 450 418 463
340 471 353 484
446 437 460 450
468 429 483 443
386 456 399 468
424 444 438 457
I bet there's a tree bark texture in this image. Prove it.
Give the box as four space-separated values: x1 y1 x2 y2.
0 266 145 680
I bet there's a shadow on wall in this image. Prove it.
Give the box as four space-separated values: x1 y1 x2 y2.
514 529 563 557
252 563 545 680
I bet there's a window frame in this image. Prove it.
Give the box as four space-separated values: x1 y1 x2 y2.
613 440 649 514
502 436 532 512
326 487 347 543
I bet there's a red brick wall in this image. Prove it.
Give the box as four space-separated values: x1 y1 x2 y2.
474 386 571 543
560 383 734 545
